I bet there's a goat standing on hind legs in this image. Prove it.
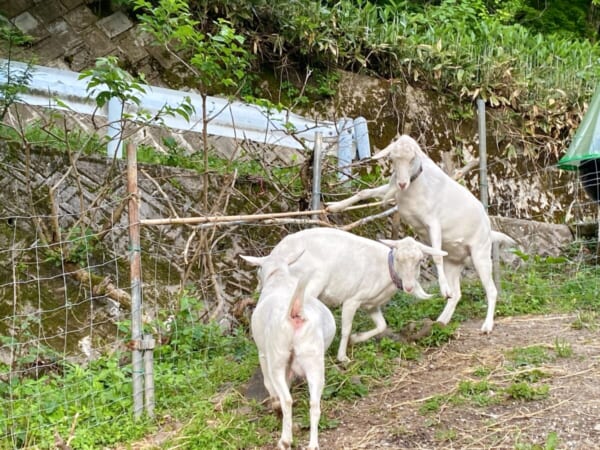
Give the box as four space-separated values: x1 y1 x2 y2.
240 252 335 450
327 134 517 333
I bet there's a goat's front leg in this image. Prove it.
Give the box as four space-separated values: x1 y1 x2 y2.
337 300 362 362
427 223 451 298
436 261 463 325
327 184 392 212
349 307 387 344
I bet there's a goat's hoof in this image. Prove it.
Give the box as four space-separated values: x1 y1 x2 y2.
336 356 351 366
433 320 451 332
277 439 291 450
480 324 494 334
325 202 343 213
269 398 282 415
439 285 453 299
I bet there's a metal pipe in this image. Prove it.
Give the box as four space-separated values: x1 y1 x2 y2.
311 132 323 219
127 142 144 419
477 99 501 294
477 98 488 209
353 116 371 160
0 59 348 151
107 97 123 159
337 119 354 180
143 335 155 419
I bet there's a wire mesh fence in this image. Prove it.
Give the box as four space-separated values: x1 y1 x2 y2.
1 124 599 448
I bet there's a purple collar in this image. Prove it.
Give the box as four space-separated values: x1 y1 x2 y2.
410 163 423 182
388 249 403 290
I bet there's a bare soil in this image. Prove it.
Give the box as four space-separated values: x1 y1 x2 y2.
317 314 600 450
116 313 600 450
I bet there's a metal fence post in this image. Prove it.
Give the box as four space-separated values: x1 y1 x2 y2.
311 132 323 219
477 99 488 210
127 142 144 419
143 335 155 418
353 116 370 160
477 99 501 293
107 97 123 159
337 119 354 180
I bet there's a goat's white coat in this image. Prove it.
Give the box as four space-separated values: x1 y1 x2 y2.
267 227 446 362
327 135 516 333
240 252 335 450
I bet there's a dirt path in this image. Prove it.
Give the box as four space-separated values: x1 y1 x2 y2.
318 314 600 450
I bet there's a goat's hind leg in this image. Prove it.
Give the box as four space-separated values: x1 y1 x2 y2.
349 307 387 344
296 349 326 450
257 352 281 409
268 357 294 449
306 368 325 450
470 246 497 333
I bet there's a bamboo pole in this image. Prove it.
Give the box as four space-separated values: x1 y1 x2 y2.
139 201 386 227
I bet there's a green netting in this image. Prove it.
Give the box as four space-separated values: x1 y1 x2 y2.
558 84 600 171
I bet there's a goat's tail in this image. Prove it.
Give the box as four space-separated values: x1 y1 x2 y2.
288 275 310 329
491 231 517 248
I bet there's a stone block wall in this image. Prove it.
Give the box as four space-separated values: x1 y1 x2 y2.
0 0 168 86
0 1 305 165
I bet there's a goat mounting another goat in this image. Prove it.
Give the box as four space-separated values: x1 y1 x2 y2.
264 227 446 362
240 251 335 450
327 135 516 334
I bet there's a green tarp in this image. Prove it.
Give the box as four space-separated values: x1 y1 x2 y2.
558 84 600 171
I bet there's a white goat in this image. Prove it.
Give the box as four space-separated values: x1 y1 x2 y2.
266 227 446 362
327 135 516 333
240 251 335 450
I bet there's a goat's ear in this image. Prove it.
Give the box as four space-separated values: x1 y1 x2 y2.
417 244 447 257
378 239 394 248
372 148 390 160
239 254 264 266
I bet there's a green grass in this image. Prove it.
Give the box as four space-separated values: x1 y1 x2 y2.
515 431 560 450
505 382 550 401
505 345 553 368
2 251 600 448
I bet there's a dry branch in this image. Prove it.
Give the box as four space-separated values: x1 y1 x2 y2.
452 157 480 180
65 262 131 309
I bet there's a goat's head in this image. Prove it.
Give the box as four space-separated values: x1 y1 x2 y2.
379 236 447 299
373 135 423 191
